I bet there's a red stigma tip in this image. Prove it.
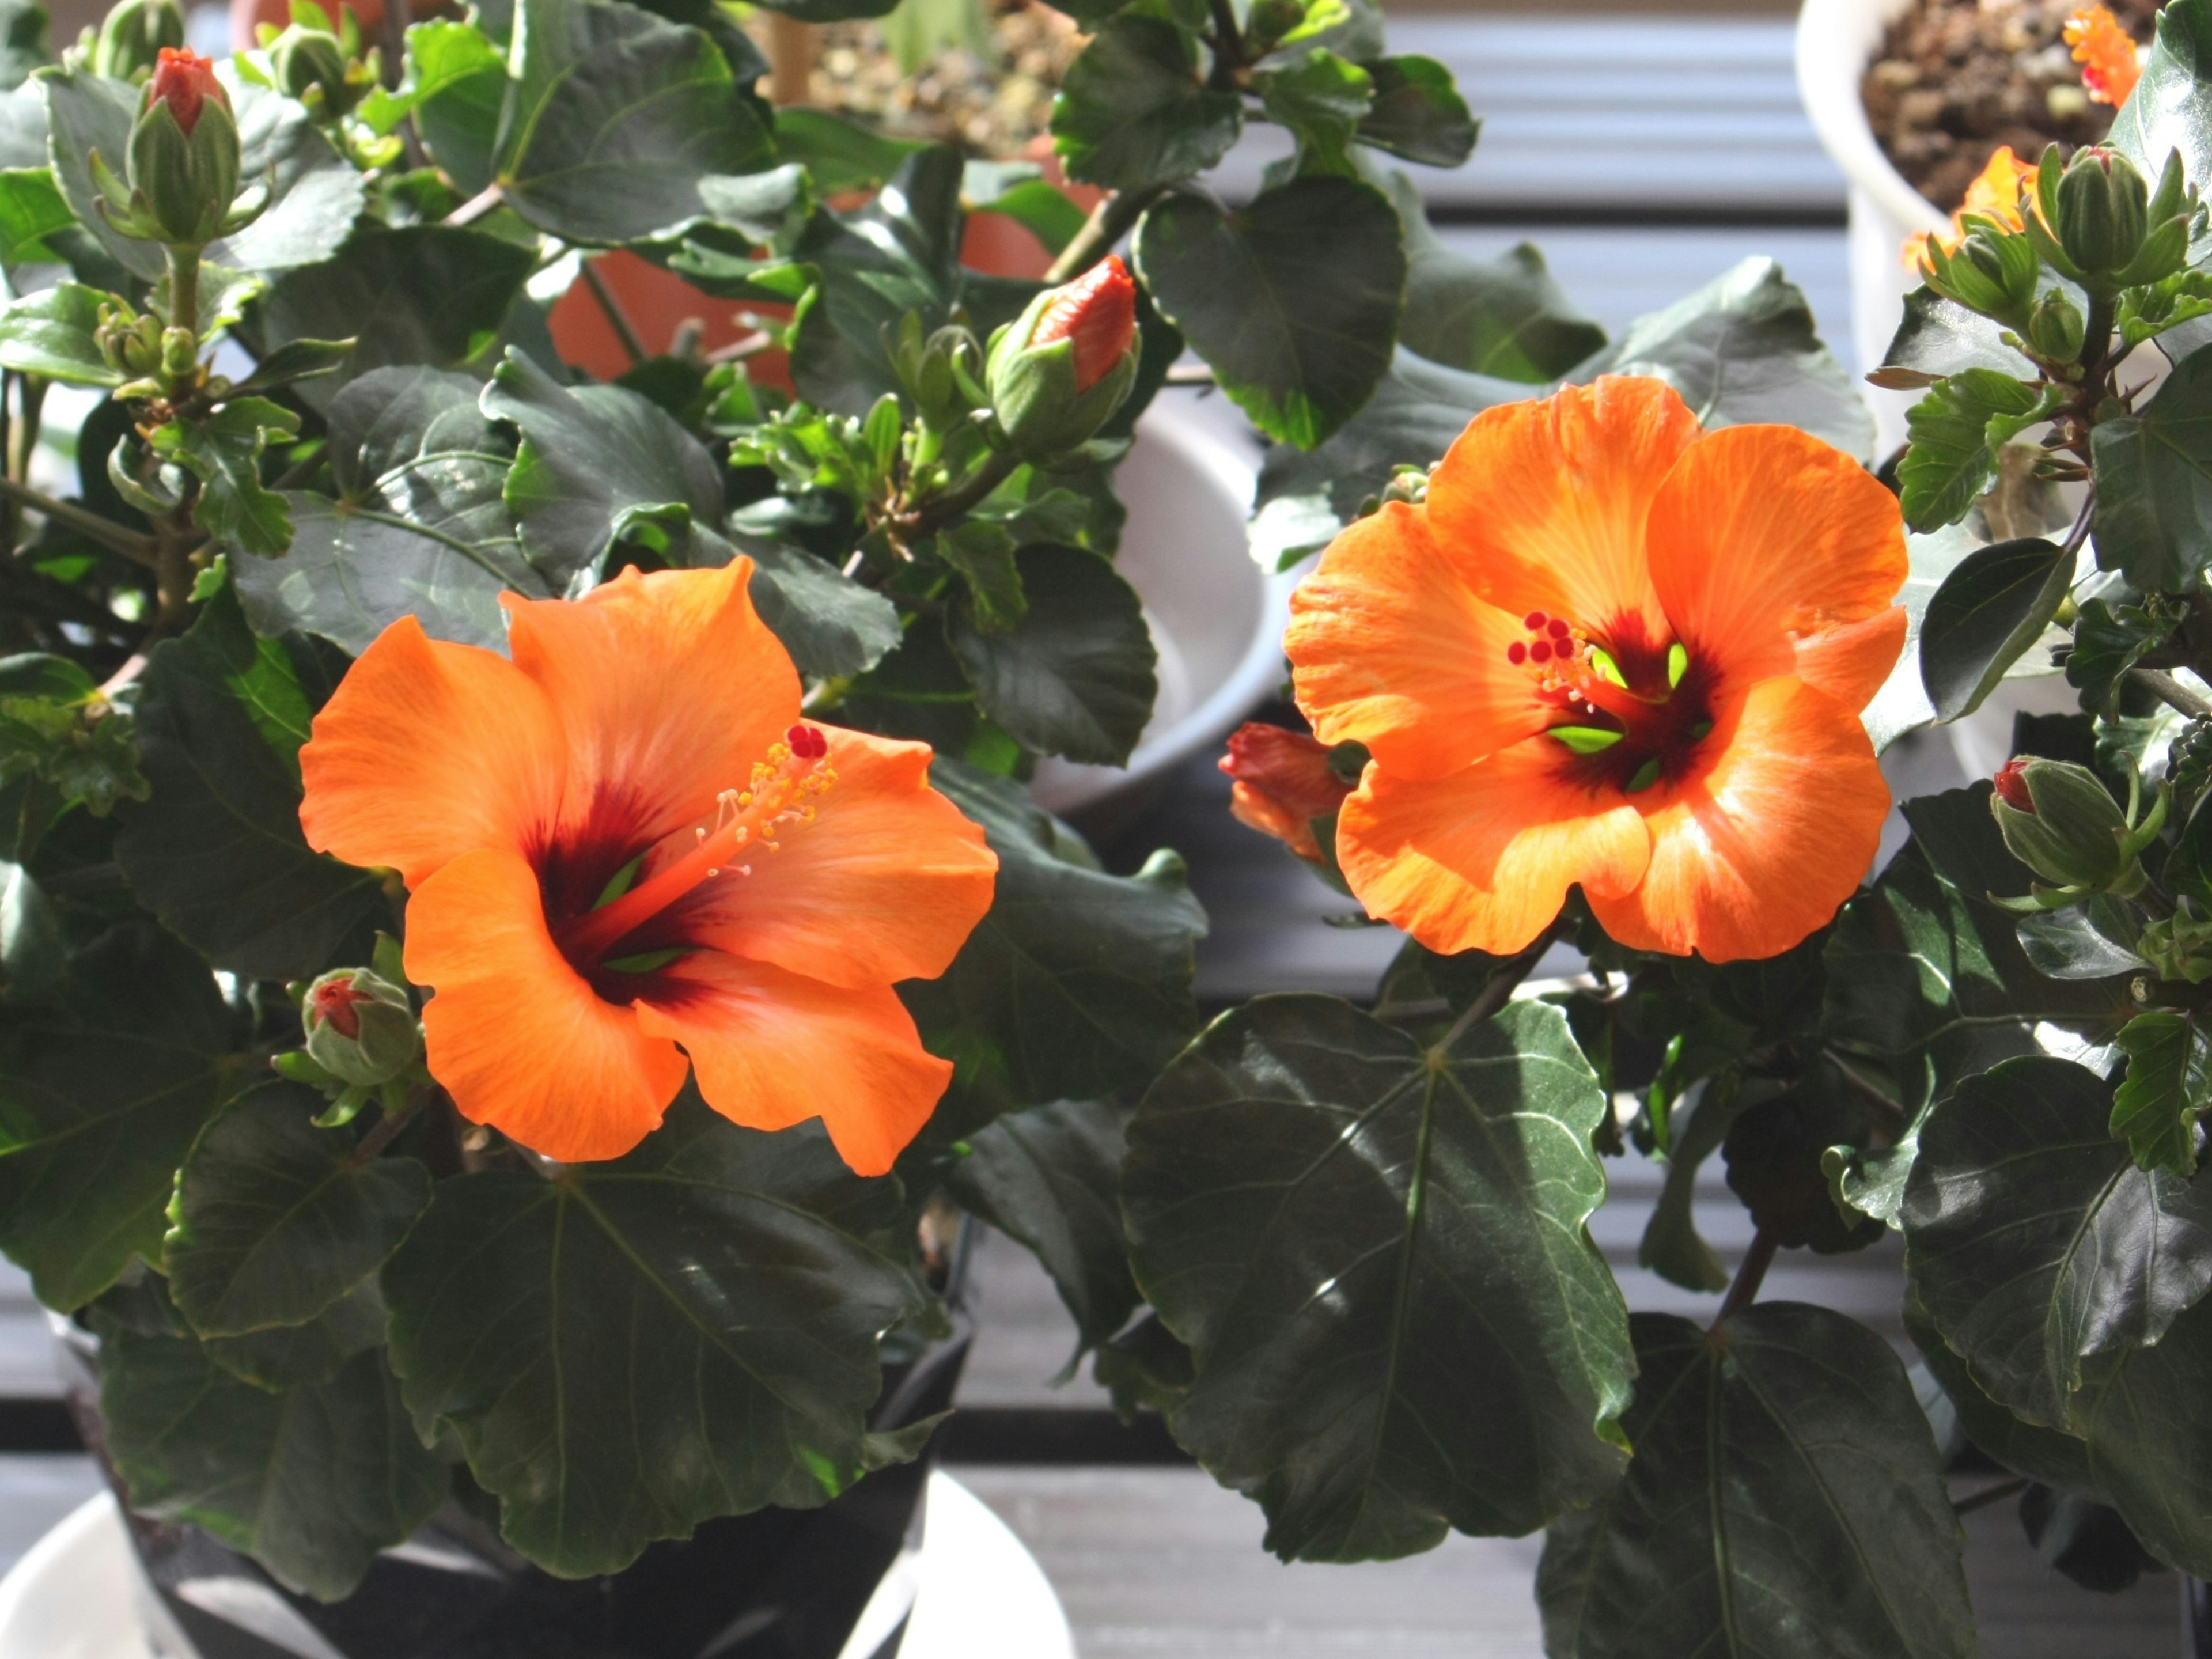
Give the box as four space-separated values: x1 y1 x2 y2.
1529 640 1553 664
1547 618 1570 638
1524 611 1547 630
1993 757 2035 812
786 724 828 760
1506 641 1528 665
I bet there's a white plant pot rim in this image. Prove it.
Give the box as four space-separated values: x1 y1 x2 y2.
1796 0 1949 237
0 1472 1073 1659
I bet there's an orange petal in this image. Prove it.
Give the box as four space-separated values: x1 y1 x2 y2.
1422 375 1702 643
505 561 801 858
634 952 953 1177
1286 502 1551 777
1791 605 1908 713
1336 738 1651 957
1588 677 1889 963
659 729 997 991
406 847 688 1162
299 616 566 887
1645 423 1907 700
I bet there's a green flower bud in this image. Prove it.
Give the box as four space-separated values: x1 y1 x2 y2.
2056 146 2150 278
2025 288 2086 362
269 22 350 113
126 49 240 245
986 255 1141 463
1989 757 2146 895
2139 910 2212 984
158 323 195 378
302 967 420 1087
91 0 184 81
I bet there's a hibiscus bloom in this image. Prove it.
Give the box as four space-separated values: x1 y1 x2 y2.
1218 722 1353 863
1284 376 1905 963
299 562 998 1175
2066 5 2141 106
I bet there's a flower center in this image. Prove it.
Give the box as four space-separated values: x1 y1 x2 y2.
1502 610 1714 794
557 725 836 970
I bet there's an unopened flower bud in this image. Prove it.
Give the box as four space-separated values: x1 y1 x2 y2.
986 254 1141 463
268 22 350 112
2056 145 2149 276
1989 757 2143 894
91 0 184 82
127 48 239 244
1220 722 1357 865
2025 288 2087 362
158 323 195 378
302 967 419 1086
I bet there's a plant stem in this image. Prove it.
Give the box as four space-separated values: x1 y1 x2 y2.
904 448 1019 535
1952 1475 2030 1518
1430 926 1559 1054
1044 184 1167 284
349 1085 433 1165
0 475 158 566
442 181 505 227
1205 0 1244 89
2133 667 2212 722
1713 1228 1778 1327
2059 483 2096 558
1823 1047 1908 1144
581 259 650 363
165 244 199 337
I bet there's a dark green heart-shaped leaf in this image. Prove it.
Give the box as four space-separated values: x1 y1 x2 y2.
1907 1286 2106 1498
1124 995 1633 1561
2068 593 2186 717
1536 1305 1976 1659
946 1096 1138 1361
113 588 384 981
382 1099 927 1576
0 280 123 386
99 1332 446 1601
1255 48 1370 173
0 166 77 264
2108 0 2212 194
1355 55 1476 168
151 396 300 558
1877 286 2036 387
772 105 924 194
493 0 776 243
1051 14 1242 191
240 367 538 653
1917 535 2071 721
1137 177 1404 448
0 922 243 1308
948 542 1156 766
1900 370 2062 533
1637 1080 1755 1293
2112 1012 2212 1177
1903 1054 2212 1430
738 535 903 679
166 1084 432 1339
205 1279 392 1391
402 18 507 196
2073 1277 2212 1575
0 857 60 998
900 762 1204 1119
2093 343 2212 592
2016 895 2150 980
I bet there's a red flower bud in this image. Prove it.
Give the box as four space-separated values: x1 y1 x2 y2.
1994 758 2036 813
147 47 223 136
1031 255 1138 393
309 974 371 1040
1221 722 1354 863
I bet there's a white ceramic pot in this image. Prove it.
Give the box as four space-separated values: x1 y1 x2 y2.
0 1474 1073 1659
1029 388 1287 824
1797 0 1949 454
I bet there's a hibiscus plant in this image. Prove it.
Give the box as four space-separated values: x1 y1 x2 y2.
2 0 2210 1645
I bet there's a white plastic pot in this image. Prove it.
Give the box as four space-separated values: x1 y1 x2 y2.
1797 0 1949 453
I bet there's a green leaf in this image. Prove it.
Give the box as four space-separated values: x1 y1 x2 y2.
1877 286 2037 385
1124 995 1634 1560
204 1278 392 1391
900 762 1205 1118
1916 535 2072 721
262 226 536 404
166 1084 432 1339
773 104 924 194
935 520 1027 635
484 348 730 584
1136 177 1405 449
0 857 60 998
0 0 45 92
0 281 123 387
1637 1081 1755 1292
2066 593 2185 717
1093 1308 1192 1421
2108 0 2212 196
382 1099 928 1576
0 165 77 266
737 535 903 679
1255 49 1371 173
112 589 384 982
948 542 1156 766
1536 1305 1976 1659
1050 14 1242 191
152 397 301 558
0 922 240 1309
2112 1012 2212 1177
1380 171 1603 382
1355 55 1476 168
2015 893 2149 980
945 1097 1138 1361
240 367 536 653
1903 1054 2212 1431
2090 341 2212 592
1897 370 2060 533
99 1334 446 1601
493 0 778 243
2072 1276 2212 1575
748 0 901 24
969 176 1087 257
402 18 507 195
1906 1286 2105 1497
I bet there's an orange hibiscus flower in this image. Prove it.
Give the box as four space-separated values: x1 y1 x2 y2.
2066 5 2141 106
298 562 998 1175
1284 376 1906 963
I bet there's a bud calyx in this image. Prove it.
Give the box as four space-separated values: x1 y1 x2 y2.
986 255 1141 463
1988 756 2169 910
